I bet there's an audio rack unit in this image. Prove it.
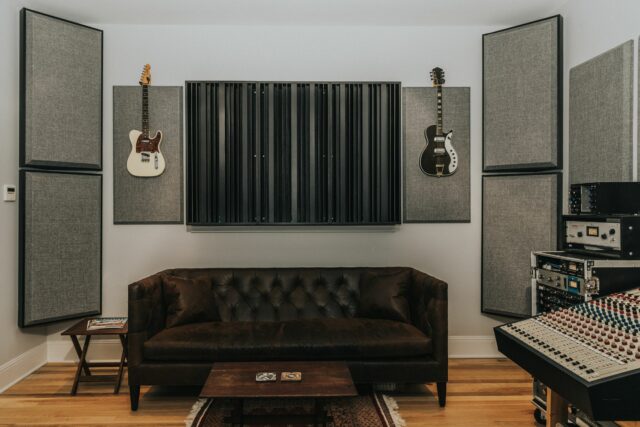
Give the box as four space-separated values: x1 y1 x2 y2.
532 251 640 313
563 214 640 259
570 182 640 215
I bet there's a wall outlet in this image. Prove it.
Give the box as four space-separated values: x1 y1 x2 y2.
3 185 16 202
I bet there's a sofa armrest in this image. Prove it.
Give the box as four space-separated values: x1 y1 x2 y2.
128 273 166 369
411 269 448 370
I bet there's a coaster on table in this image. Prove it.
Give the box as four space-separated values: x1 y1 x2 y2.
255 372 277 382
281 371 302 382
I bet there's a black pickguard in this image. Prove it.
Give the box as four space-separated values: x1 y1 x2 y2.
420 125 455 177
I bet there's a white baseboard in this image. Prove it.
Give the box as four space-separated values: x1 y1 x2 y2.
0 342 47 393
448 335 502 358
46 335 503 362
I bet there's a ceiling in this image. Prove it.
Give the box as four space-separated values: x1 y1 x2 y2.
16 0 567 26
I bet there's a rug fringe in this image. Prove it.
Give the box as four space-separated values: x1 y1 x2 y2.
382 395 407 427
185 398 209 427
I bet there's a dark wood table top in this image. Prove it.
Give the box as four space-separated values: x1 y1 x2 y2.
200 361 357 399
61 318 128 336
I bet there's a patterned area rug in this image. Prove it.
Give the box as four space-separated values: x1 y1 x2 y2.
186 394 405 427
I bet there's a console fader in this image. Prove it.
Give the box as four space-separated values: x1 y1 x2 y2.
495 288 640 421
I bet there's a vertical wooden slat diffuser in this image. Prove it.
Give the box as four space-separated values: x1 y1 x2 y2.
186 81 401 226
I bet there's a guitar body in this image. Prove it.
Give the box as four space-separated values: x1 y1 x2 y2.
419 125 458 177
127 130 166 177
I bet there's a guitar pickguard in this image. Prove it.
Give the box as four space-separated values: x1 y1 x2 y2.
444 133 458 173
127 130 166 177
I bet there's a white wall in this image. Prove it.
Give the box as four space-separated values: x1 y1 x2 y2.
0 0 48 387
45 23 509 359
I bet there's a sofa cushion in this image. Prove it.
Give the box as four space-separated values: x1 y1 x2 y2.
143 318 432 362
357 270 411 323
163 275 220 328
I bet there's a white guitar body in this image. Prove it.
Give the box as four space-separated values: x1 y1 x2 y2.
127 130 166 177
444 131 458 173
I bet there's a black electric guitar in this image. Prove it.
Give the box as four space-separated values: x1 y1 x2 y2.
419 67 458 177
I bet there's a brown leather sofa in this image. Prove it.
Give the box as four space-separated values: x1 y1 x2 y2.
128 267 448 410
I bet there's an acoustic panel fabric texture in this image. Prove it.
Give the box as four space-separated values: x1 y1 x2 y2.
20 171 101 327
569 41 634 184
403 87 470 222
21 9 102 170
113 86 184 224
482 173 560 318
483 16 561 171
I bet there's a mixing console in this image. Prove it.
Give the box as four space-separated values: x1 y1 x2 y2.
495 288 640 420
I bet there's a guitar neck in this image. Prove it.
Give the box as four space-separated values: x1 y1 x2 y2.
142 85 149 137
436 85 443 135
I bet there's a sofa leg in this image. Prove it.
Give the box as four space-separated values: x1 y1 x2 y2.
130 384 140 411
437 382 446 407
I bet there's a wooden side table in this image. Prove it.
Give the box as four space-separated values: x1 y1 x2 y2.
61 318 128 395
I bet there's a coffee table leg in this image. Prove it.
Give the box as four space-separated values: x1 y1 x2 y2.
71 335 91 395
314 398 328 427
229 398 244 427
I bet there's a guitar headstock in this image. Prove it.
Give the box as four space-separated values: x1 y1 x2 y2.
430 67 445 87
139 64 151 86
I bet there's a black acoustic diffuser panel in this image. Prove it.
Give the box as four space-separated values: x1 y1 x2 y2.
186 81 401 226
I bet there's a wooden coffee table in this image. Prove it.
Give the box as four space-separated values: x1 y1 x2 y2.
200 361 357 427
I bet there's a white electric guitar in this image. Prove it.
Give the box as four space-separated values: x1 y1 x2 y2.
127 64 166 177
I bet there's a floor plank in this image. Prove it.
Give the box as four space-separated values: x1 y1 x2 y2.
0 359 540 426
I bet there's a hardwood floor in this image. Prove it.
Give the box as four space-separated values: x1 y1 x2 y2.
0 359 547 426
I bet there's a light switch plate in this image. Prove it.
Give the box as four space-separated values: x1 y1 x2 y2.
3 185 16 202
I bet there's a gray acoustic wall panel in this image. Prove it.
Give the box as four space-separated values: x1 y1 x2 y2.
20 9 102 170
113 86 184 224
483 16 562 171
569 40 634 184
19 171 102 327
403 87 470 222
482 173 560 318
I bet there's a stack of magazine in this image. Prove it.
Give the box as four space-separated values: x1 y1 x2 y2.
87 317 127 331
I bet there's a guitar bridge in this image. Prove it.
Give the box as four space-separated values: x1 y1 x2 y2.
436 164 444 177
141 152 151 163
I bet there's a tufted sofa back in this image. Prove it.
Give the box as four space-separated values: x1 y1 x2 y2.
162 267 413 323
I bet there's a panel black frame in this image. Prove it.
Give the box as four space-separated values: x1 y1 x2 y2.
481 171 563 318
482 15 563 173
18 170 103 328
19 8 104 171
185 81 402 227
